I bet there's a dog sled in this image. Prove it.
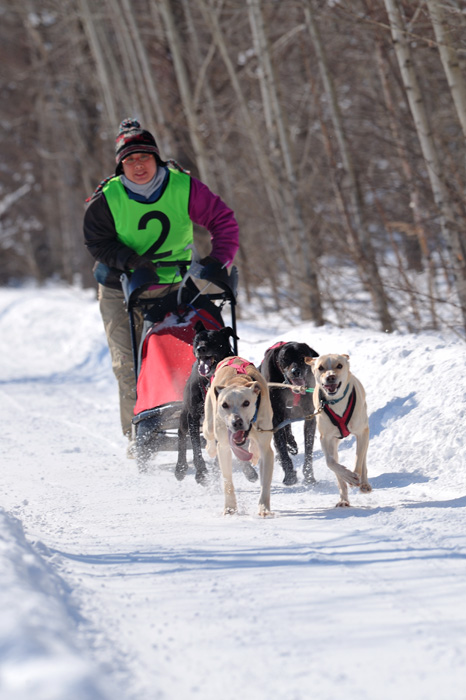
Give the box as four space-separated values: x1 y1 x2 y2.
121 259 238 471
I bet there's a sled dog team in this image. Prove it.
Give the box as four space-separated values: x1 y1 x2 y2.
175 326 372 517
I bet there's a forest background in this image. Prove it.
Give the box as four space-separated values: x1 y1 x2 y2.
1 0 466 334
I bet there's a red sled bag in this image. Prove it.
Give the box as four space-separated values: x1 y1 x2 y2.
134 308 220 414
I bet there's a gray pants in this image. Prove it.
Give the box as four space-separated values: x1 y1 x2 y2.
98 283 178 437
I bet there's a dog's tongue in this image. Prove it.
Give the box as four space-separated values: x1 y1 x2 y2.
198 360 212 377
324 382 339 395
228 430 253 462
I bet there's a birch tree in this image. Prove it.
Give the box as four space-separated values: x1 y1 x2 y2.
157 0 212 186
247 0 323 324
373 39 438 327
303 0 394 332
195 0 323 322
108 0 172 155
77 0 118 128
425 0 466 142
179 0 257 303
383 0 466 331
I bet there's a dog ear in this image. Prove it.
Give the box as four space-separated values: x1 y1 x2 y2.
342 354 350 361
222 326 239 340
304 356 317 368
246 381 261 396
214 385 226 398
194 321 206 333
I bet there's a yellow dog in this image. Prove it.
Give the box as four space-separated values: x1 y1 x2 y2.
203 357 274 516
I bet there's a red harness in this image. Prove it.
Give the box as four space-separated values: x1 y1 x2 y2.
216 356 254 376
321 386 357 439
204 357 253 396
269 341 287 351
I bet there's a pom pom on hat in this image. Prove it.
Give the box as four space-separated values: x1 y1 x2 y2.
115 118 163 173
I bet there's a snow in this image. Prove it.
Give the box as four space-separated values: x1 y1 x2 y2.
1 283 466 700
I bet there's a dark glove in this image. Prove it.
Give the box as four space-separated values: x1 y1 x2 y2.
92 262 122 289
126 254 157 274
198 255 223 280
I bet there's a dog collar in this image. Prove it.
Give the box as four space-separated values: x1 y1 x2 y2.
320 382 350 406
241 392 261 443
252 392 261 423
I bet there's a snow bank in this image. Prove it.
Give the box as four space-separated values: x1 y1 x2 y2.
0 509 112 700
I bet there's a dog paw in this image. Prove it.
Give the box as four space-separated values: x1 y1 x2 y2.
360 482 372 493
342 468 360 487
258 507 274 518
223 506 237 516
283 469 298 486
174 464 188 481
242 463 258 482
335 499 351 508
195 468 209 486
303 466 316 485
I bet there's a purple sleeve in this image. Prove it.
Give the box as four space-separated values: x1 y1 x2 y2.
188 177 239 266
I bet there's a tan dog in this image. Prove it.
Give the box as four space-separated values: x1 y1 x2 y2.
202 356 275 516
306 354 372 507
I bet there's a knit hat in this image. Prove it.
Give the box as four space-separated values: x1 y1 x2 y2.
115 118 164 174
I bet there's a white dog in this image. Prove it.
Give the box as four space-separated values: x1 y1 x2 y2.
202 356 275 516
306 354 372 507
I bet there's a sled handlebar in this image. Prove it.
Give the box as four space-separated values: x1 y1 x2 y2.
120 260 238 309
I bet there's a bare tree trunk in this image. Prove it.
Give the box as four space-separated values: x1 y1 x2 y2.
179 0 253 303
114 0 174 155
304 0 394 332
21 3 65 280
103 0 143 123
194 0 281 216
384 0 466 332
120 0 166 126
194 0 294 272
77 0 118 127
247 0 277 151
371 34 439 328
374 40 423 268
158 0 212 186
247 0 323 324
426 0 466 141
183 0 227 182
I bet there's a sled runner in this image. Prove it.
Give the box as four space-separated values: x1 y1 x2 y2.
121 260 238 470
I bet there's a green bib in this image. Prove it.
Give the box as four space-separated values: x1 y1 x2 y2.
103 169 193 284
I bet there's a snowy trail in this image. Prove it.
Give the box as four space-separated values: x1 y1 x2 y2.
1 285 466 700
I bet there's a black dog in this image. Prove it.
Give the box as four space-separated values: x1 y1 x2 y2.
259 341 319 486
175 325 236 484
